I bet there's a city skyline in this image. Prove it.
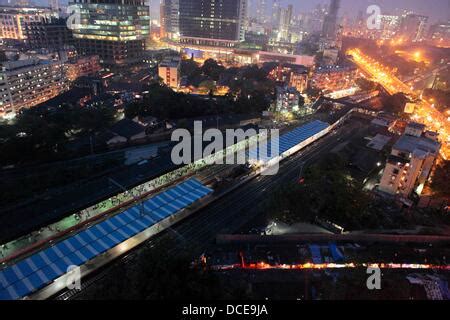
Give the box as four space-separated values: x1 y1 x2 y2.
21 0 450 23
269 0 450 22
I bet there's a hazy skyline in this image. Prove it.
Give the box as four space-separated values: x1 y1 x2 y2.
25 0 450 23
265 0 450 23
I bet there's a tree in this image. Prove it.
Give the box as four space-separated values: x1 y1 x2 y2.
0 103 117 166
181 59 201 80
306 87 322 99
198 79 217 94
0 50 7 62
383 92 408 115
298 94 306 108
356 77 377 91
431 161 450 197
264 153 382 230
201 59 225 81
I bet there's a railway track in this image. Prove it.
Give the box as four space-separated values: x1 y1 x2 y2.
54 122 361 300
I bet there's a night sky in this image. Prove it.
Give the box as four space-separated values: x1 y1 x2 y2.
32 0 450 22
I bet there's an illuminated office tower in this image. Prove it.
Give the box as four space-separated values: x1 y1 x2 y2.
69 0 150 66
322 0 340 40
379 15 401 39
0 6 55 40
160 0 179 40
179 0 247 48
256 0 267 24
48 0 60 14
399 13 428 42
277 4 292 42
271 0 280 27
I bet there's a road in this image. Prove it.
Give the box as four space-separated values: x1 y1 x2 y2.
348 48 450 160
54 119 365 300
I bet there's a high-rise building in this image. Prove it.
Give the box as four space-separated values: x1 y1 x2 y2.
48 0 60 14
379 15 401 40
160 0 179 40
0 56 69 117
178 0 247 48
0 6 55 40
322 0 340 40
303 4 326 34
276 4 292 42
255 0 267 24
399 13 428 42
428 21 450 45
24 17 73 50
271 0 281 27
69 0 150 66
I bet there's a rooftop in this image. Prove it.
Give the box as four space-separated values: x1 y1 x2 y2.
110 118 146 139
367 134 392 151
393 134 441 156
407 122 426 130
159 56 181 68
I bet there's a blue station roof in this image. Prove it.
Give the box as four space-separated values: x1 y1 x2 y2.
0 178 212 300
249 120 330 163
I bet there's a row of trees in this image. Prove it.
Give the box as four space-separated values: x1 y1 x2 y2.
423 88 450 112
381 92 409 116
355 77 379 92
126 61 276 120
431 161 450 198
265 152 450 231
265 154 405 230
0 104 116 166
181 58 225 84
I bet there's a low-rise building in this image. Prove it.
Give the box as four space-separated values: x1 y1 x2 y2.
257 51 315 67
158 56 181 89
310 65 358 92
268 64 308 93
404 122 426 137
66 55 101 82
379 122 441 198
369 114 397 135
289 70 308 93
109 118 148 144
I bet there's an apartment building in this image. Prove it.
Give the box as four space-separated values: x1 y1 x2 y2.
66 55 101 82
310 65 358 92
0 56 69 117
379 122 441 198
